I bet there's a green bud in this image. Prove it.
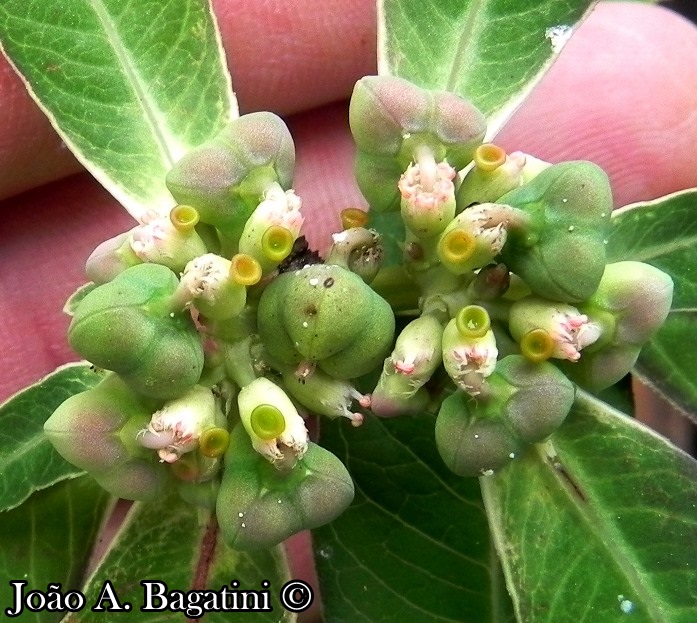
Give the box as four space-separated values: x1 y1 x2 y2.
44 373 169 500
68 263 204 399
257 264 395 379
216 423 354 551
371 314 443 417
442 309 498 395
325 227 384 284
509 296 601 362
499 161 613 302
238 377 308 464
166 112 295 237
349 76 486 212
129 207 208 274
435 390 523 477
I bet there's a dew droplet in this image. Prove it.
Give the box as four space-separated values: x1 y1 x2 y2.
474 434 479 439
309 278 319 286
568 225 575 232
238 512 244 518
620 599 634 614
482 469 494 476
241 522 246 528
509 453 515 459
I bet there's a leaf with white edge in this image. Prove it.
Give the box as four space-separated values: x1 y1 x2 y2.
314 414 515 623
64 282 98 316
66 490 293 623
607 189 697 418
378 0 597 138
481 391 697 623
0 476 112 623
0 0 236 221
0 362 102 512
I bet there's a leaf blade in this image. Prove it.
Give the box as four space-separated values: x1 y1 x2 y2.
314 414 515 623
378 0 598 136
0 477 112 623
0 0 236 219
482 392 697 623
0 362 101 512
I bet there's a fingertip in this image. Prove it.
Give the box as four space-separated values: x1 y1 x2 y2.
214 0 376 115
496 2 697 206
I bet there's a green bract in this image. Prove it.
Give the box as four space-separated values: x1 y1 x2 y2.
68 263 204 399
499 161 613 302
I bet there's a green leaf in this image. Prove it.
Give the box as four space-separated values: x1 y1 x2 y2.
481 391 697 623
66 490 294 623
0 0 236 220
607 189 697 417
378 0 597 137
0 362 102 512
0 476 112 623
314 414 515 623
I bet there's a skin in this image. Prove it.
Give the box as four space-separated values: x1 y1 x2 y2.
0 1 696 619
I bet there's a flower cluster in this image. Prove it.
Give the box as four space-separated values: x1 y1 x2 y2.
46 76 673 550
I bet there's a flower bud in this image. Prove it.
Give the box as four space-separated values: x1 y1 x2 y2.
257 264 395 379
85 231 142 284
509 296 601 362
180 253 247 320
436 204 510 274
281 367 368 426
457 145 526 207
137 385 224 463
349 76 486 212
326 227 383 284
166 112 295 238
217 423 354 550
238 186 304 273
68 263 204 399
44 373 169 500
371 313 443 416
129 207 207 273
399 155 457 239
442 306 498 395
499 161 613 302
238 377 308 464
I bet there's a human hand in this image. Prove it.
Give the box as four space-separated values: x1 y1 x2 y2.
0 0 696 618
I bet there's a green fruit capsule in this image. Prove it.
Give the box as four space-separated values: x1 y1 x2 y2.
435 390 523 477
166 112 295 238
491 355 575 444
68 263 204 399
216 423 354 551
44 373 169 500
349 76 486 212
258 264 395 379
499 161 613 302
